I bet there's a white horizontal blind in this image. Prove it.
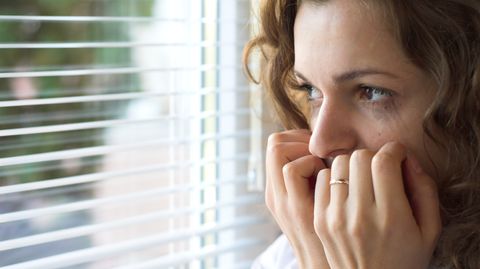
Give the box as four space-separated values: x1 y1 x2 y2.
0 0 278 268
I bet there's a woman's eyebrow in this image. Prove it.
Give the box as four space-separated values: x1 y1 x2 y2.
333 68 399 83
294 71 311 83
294 68 399 85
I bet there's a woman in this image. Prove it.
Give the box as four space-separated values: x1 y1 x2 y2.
243 0 480 268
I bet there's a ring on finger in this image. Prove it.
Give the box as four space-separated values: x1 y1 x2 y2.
329 178 349 185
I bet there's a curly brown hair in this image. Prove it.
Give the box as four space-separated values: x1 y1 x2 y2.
243 0 480 268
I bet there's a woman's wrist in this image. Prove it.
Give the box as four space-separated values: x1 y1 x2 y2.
291 238 329 269
298 253 329 269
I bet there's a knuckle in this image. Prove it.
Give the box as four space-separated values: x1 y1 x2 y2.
267 132 285 146
333 154 350 164
317 168 330 180
327 210 346 233
313 210 328 235
372 152 396 169
378 213 396 237
347 212 368 240
267 142 285 157
282 162 297 178
329 218 346 233
351 149 374 165
348 223 365 240
331 154 350 169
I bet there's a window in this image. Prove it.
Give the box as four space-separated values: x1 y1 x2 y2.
0 0 279 268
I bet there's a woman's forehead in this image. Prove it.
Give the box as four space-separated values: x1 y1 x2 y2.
293 1 408 83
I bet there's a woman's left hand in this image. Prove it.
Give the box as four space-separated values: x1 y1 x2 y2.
313 142 442 269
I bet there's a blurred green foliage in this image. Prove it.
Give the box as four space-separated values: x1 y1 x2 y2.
0 0 154 184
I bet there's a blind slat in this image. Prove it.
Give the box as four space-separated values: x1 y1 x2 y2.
0 109 250 137
115 239 263 269
0 154 254 195
0 87 250 107
0 65 241 79
0 41 240 49
0 191 259 251
0 132 252 168
0 1 267 268
0 176 258 223
0 15 247 23
0 153 255 195
1 217 265 269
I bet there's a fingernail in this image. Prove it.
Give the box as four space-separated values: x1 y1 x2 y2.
409 155 423 174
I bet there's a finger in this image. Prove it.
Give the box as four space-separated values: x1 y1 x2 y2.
267 129 312 144
403 154 442 244
266 142 310 193
314 168 331 211
349 149 375 207
315 166 353 269
281 128 312 135
371 142 410 214
283 155 326 201
315 168 352 269
330 154 350 206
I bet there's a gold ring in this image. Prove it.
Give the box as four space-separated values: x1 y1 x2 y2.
329 178 349 185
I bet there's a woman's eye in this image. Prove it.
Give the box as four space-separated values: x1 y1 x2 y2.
300 83 322 100
360 86 392 102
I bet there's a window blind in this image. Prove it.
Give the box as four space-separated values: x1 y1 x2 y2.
0 0 279 268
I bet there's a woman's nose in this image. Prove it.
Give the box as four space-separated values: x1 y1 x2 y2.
308 98 357 159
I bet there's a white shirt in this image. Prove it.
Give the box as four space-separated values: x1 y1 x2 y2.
251 234 298 269
251 234 440 269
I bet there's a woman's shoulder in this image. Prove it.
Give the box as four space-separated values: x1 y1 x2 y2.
251 234 298 269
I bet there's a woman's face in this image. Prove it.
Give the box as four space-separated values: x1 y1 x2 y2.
294 1 444 178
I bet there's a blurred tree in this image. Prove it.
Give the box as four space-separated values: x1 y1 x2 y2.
0 0 154 184
0 1 154 265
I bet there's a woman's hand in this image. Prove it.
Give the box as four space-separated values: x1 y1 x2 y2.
313 142 441 269
265 129 330 269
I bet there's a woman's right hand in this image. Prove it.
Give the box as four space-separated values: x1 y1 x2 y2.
265 129 330 269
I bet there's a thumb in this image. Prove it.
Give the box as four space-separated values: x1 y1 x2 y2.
403 154 442 244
